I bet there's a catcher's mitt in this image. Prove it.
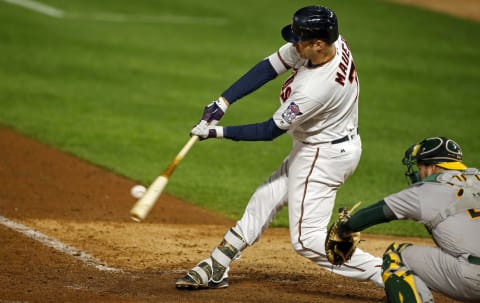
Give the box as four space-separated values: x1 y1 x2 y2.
325 202 361 265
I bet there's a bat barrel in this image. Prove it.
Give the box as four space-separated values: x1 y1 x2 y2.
129 135 200 222
130 176 169 221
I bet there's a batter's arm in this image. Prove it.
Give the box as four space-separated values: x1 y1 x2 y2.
224 118 286 141
190 118 286 141
221 59 279 104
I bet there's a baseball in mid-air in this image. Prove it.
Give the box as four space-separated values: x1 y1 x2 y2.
130 185 146 199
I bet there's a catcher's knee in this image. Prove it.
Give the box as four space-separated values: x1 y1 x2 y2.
381 242 411 273
381 242 430 303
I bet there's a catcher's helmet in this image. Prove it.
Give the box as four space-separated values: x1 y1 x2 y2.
281 5 339 44
402 137 467 183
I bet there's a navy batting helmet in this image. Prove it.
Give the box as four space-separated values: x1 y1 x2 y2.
281 5 339 44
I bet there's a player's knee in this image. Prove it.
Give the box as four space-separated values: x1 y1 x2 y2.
290 231 322 257
381 242 431 303
381 242 411 277
382 242 411 267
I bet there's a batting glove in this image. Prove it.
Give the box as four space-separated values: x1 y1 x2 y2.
201 97 229 126
190 122 224 141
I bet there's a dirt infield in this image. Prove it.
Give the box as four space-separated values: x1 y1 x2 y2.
0 127 460 303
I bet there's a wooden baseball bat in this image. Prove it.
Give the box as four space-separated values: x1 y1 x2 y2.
130 135 200 222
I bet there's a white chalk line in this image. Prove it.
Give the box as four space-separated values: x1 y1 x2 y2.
0 215 122 273
2 0 227 25
68 12 227 25
2 0 64 18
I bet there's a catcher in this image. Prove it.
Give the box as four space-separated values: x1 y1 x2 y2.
326 136 480 302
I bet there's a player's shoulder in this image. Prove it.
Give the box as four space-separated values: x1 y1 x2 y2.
274 43 305 69
437 168 479 180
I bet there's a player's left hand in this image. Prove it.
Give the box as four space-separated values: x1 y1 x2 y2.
200 97 229 126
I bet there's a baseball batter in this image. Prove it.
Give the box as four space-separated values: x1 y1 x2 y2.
337 137 480 302
176 5 383 289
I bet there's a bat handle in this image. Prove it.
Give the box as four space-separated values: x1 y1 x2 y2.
350 201 362 213
162 135 199 178
176 135 199 161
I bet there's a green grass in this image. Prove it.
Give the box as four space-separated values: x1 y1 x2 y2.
1 0 479 237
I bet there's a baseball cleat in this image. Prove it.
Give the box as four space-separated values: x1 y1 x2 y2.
175 273 204 290
175 258 228 290
175 273 229 290
176 258 229 290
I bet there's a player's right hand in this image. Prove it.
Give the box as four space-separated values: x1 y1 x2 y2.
190 121 223 141
200 97 229 126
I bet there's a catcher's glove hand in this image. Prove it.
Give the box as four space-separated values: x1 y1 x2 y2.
325 202 361 266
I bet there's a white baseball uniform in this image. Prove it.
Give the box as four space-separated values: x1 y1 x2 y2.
232 36 383 285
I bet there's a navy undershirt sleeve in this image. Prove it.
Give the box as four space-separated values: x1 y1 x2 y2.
224 118 286 141
222 59 279 104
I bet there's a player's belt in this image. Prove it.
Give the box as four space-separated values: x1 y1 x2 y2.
331 134 353 144
302 128 359 145
468 255 480 265
331 128 359 144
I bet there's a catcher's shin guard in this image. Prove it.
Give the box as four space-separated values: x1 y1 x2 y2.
176 228 246 290
381 243 431 303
